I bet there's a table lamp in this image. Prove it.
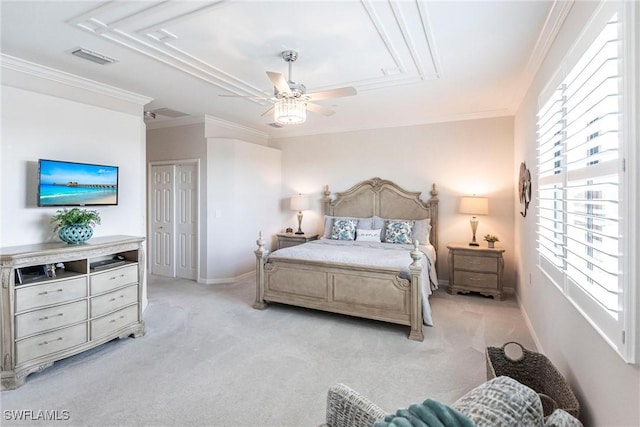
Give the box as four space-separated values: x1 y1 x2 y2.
290 194 310 235
460 196 489 246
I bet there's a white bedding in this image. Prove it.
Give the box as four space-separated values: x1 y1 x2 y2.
268 239 439 326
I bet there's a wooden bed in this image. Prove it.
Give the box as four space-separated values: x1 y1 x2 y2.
253 177 439 341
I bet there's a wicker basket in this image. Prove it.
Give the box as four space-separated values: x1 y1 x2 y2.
486 342 580 418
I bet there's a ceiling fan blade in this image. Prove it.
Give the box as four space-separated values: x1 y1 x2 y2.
260 106 275 117
266 71 291 96
305 86 357 101
306 102 335 116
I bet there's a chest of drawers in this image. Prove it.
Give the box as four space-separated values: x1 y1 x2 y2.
447 243 506 300
0 235 145 390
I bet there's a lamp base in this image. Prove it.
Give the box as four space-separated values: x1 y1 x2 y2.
295 211 304 235
469 242 480 247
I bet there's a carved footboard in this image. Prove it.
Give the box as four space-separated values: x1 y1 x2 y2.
254 233 424 341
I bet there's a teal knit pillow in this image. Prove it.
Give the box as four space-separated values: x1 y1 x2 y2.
373 398 474 427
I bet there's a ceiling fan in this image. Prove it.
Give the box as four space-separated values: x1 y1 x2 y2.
220 50 357 125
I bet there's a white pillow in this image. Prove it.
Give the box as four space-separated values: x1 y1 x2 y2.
356 228 381 242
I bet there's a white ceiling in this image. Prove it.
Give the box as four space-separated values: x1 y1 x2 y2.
0 0 568 138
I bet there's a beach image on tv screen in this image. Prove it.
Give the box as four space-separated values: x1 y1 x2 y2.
39 160 118 206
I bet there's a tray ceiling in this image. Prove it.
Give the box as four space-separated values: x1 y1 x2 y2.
0 0 567 137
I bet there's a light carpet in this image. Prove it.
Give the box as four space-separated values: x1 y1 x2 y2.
1 274 535 426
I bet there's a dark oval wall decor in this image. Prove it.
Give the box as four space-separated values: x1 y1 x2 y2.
519 162 531 217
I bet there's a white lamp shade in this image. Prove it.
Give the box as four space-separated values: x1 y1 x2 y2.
290 194 310 211
460 196 489 215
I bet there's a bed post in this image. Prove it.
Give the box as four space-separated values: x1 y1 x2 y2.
253 231 269 310
408 241 424 341
428 184 439 253
322 184 332 215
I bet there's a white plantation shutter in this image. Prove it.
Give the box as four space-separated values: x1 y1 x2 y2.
536 1 637 362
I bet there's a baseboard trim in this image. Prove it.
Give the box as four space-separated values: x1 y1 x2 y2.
514 290 544 353
198 270 253 285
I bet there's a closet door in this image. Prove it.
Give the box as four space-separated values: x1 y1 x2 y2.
175 164 197 280
150 165 175 277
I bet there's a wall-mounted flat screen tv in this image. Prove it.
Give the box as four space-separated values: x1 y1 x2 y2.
38 159 119 206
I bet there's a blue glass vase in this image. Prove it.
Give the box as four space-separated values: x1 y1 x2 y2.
58 225 93 244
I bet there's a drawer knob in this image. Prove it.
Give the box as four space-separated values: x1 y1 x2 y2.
38 289 63 296
38 313 64 321
109 315 126 323
38 337 63 346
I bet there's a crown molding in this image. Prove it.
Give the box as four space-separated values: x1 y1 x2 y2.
145 114 268 140
144 115 205 130
204 115 268 140
509 0 575 113
269 108 512 139
0 54 153 105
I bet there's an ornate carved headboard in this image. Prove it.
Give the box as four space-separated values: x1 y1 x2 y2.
322 177 439 251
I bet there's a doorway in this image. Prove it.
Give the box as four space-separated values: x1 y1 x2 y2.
149 161 199 280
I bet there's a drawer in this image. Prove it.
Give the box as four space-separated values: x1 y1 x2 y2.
90 305 138 341
455 255 497 273
90 264 138 295
16 323 87 365
90 285 138 318
15 277 87 313
278 240 301 249
15 300 88 339
454 271 498 290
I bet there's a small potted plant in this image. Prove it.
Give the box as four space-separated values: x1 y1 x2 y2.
484 234 499 248
51 208 101 244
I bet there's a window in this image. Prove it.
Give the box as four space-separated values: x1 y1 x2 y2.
536 1 637 363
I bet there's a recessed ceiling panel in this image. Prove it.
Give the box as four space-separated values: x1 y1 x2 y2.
68 0 440 99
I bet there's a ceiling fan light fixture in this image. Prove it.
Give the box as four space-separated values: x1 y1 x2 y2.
274 98 306 125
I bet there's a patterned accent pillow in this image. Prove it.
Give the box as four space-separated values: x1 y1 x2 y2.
322 216 373 239
385 220 414 244
331 219 358 240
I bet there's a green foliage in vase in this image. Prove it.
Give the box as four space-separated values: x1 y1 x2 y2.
483 234 499 243
51 208 101 232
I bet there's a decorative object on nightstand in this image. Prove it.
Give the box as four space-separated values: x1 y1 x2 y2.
484 234 499 248
290 194 310 235
459 196 489 246
447 243 505 300
276 232 319 250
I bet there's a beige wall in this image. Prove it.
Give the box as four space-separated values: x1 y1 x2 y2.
1 85 147 247
270 117 515 285
514 2 640 426
146 124 281 283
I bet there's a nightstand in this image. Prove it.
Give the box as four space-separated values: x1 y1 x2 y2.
276 233 319 249
447 243 506 300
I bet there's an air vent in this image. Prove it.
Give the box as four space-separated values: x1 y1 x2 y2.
70 47 117 65
268 122 284 128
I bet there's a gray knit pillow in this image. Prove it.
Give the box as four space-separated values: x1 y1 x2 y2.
451 376 544 427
